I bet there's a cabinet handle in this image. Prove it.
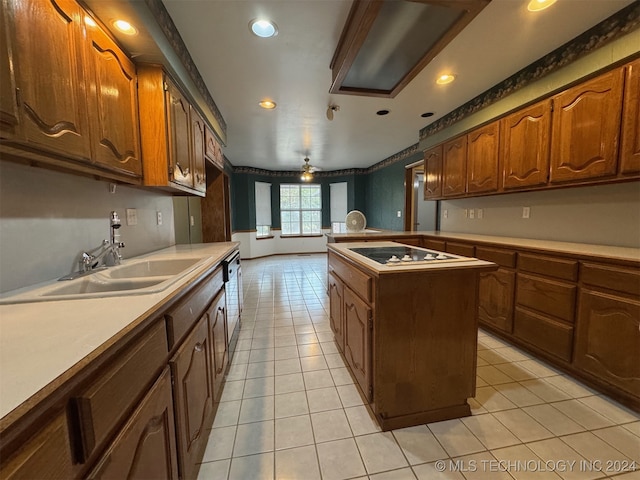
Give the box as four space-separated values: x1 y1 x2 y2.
195 343 204 352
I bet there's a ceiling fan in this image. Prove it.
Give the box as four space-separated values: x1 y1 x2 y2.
300 157 319 181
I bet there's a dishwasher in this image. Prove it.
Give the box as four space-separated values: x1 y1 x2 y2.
223 251 242 356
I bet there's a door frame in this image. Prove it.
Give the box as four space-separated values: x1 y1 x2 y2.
403 160 424 231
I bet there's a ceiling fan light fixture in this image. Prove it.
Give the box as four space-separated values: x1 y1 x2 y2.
300 157 314 181
527 0 557 12
249 19 278 38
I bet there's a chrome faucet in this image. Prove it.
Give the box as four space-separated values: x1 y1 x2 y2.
59 211 126 280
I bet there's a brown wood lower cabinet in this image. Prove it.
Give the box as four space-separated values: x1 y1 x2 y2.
87 367 179 480
328 271 345 352
478 268 515 333
209 288 228 400
343 285 372 401
574 290 640 398
171 314 214 480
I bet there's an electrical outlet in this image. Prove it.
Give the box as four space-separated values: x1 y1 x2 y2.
477 209 484 219
156 211 163 225
522 206 531 219
443 209 448 219
469 209 475 219
397 210 401 218
190 215 195 227
126 208 137 226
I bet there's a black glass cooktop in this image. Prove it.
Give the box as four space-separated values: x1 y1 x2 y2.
348 246 456 265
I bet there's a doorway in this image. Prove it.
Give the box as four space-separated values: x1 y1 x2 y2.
404 161 438 232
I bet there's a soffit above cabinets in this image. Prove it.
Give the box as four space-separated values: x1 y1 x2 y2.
330 0 490 98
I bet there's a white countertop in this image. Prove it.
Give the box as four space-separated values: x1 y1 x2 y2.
328 230 640 263
0 242 238 421
328 241 495 274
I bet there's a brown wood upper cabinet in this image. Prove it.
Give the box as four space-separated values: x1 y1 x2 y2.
0 0 142 182
442 135 467 197
466 121 499 193
205 125 225 170
620 58 640 175
549 68 624 184
423 145 442 199
84 18 142 177
137 65 207 196
501 99 551 189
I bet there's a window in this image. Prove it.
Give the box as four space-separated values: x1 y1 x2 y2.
330 182 348 234
255 182 272 238
280 184 322 235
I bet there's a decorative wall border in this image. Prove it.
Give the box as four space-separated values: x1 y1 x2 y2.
419 1 640 140
145 0 227 136
232 166 368 178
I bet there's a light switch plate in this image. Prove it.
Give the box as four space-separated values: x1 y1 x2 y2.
443 209 448 219
157 211 163 225
397 211 401 218
522 206 531 219
126 208 137 226
469 209 475 219
477 209 484 219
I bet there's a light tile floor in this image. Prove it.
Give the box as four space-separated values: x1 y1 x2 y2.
197 254 640 480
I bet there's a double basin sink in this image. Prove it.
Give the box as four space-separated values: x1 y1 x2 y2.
0 257 207 304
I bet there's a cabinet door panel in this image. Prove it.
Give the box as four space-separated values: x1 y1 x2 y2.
344 286 371 400
467 122 499 193
478 268 515 333
87 368 179 480
423 145 442 199
328 272 344 352
10 0 91 159
166 82 193 189
191 107 206 192
501 99 551 189
575 290 640 397
209 289 228 399
0 1 19 137
442 136 467 197
85 22 141 177
171 315 213 480
550 69 624 183
621 59 640 174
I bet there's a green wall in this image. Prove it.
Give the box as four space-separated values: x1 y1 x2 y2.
231 171 365 231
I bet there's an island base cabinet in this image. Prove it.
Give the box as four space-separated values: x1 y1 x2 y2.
343 286 372 401
574 290 640 398
328 271 345 352
87 367 179 480
171 314 214 480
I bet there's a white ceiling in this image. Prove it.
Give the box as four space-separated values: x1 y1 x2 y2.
160 0 633 172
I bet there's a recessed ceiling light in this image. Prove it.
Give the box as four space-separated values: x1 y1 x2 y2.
259 100 277 110
113 19 137 35
527 0 557 12
421 112 434 118
249 19 278 38
376 109 390 116
436 74 456 85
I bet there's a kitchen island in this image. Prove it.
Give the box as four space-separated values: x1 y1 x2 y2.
327 241 496 430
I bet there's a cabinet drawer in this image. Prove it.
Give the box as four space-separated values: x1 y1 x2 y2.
518 253 578 281
329 252 372 303
396 237 422 247
166 266 223 347
0 413 76 480
475 246 516 268
73 320 168 461
580 262 640 297
87 367 179 480
514 307 573 362
446 242 475 257
424 239 446 251
516 273 576 323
